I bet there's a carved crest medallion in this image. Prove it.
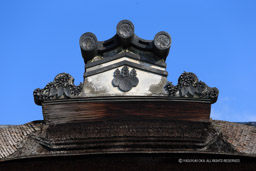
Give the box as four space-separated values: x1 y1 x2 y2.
112 66 139 92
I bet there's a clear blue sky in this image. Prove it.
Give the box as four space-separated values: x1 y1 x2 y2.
1 0 256 124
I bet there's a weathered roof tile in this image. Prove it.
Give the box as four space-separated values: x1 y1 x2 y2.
212 120 256 156
0 122 42 159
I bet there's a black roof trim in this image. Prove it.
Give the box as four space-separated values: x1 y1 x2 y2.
85 51 166 69
84 60 168 77
42 96 213 105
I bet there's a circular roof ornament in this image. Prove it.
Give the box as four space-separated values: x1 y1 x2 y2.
153 31 171 50
116 20 134 39
79 32 98 51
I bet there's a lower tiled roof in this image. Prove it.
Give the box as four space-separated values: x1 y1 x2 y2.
0 122 42 159
0 120 255 161
212 120 256 155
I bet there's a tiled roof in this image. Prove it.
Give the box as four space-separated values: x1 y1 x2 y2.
79 20 171 64
0 120 255 161
212 120 256 155
0 122 42 159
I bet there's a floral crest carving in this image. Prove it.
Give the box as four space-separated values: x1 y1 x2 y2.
33 73 83 105
165 72 219 103
112 66 139 92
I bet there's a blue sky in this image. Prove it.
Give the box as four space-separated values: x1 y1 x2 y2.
1 0 256 124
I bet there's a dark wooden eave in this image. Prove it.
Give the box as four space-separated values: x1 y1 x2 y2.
41 97 212 124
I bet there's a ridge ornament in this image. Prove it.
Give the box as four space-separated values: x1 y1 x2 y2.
165 72 219 103
33 73 83 105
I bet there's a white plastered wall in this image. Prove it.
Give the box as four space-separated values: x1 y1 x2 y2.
81 66 168 97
